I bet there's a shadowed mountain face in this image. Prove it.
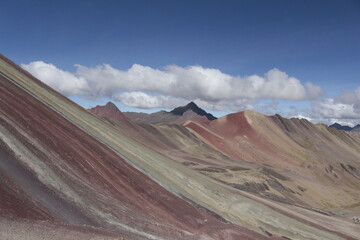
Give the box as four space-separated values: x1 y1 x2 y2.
330 123 360 132
330 123 353 131
1 54 360 240
170 101 217 120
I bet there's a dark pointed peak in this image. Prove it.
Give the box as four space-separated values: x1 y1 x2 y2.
105 101 117 108
187 101 198 108
170 101 217 121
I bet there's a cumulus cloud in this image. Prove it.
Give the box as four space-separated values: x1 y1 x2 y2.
305 82 323 100
297 83 360 126
113 92 256 111
260 69 306 99
310 98 359 119
307 91 360 126
21 61 89 96
194 98 256 112
74 64 321 101
113 92 186 109
338 90 358 105
337 87 360 114
21 61 322 110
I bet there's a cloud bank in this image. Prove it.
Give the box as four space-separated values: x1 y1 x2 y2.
22 61 322 112
22 60 360 125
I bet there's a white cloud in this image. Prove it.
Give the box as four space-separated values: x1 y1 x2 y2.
307 93 360 126
308 87 360 126
22 61 323 111
193 98 256 112
113 92 186 109
305 82 323 100
260 69 306 100
21 61 89 96
337 87 360 114
338 90 358 105
310 98 359 119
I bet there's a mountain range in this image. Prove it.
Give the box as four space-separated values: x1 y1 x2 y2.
122 101 215 125
1 54 360 240
330 123 360 132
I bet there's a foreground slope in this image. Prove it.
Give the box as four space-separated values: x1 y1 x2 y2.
0 57 271 239
0 55 358 239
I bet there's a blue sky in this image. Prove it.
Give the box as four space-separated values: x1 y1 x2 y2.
1 0 360 125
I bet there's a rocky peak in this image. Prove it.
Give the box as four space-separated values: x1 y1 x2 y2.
170 102 217 121
88 102 126 120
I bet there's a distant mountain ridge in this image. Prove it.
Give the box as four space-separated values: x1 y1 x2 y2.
123 101 216 124
352 124 360 132
88 101 127 121
329 122 360 132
